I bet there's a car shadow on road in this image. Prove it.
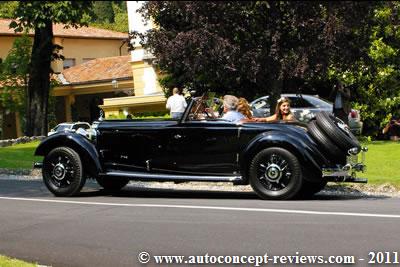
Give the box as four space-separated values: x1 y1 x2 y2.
0 179 392 201
84 184 392 201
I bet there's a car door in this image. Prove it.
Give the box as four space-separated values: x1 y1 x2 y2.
97 120 169 172
153 119 241 176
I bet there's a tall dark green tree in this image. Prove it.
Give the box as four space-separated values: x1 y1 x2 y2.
10 1 93 136
136 1 379 111
92 1 115 23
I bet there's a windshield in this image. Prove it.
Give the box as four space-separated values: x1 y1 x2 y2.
188 93 223 120
55 124 71 131
304 96 332 109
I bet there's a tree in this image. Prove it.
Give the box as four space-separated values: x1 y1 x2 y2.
0 34 31 131
324 2 400 137
0 1 18 18
135 1 379 112
90 2 129 33
10 1 93 136
92 1 115 23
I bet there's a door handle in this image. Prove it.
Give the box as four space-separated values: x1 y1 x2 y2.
174 134 182 139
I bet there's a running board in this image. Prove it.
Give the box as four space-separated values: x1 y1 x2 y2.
100 170 243 183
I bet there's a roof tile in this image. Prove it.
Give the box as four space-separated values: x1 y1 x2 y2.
61 55 132 84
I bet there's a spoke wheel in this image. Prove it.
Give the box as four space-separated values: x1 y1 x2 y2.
249 147 303 200
43 147 85 197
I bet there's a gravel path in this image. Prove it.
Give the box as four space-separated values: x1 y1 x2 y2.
0 173 399 198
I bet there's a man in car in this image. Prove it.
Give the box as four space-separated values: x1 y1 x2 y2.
221 95 245 122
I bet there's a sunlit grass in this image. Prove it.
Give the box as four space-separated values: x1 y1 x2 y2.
0 255 37 267
0 141 42 169
361 140 400 187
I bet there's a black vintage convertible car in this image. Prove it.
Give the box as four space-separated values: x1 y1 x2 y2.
34 93 367 200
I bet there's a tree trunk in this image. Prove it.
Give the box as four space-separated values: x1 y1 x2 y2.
268 67 283 115
26 21 53 136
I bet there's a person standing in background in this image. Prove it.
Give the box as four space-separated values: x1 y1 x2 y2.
329 80 351 124
166 87 187 119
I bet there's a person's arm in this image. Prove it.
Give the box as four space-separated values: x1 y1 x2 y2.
383 123 391 134
182 97 187 108
166 98 171 109
284 114 297 121
253 114 276 122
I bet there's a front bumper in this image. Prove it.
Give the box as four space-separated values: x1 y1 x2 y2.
322 147 368 183
33 162 43 169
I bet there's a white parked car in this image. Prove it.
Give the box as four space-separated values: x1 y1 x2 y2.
48 122 91 136
250 94 333 122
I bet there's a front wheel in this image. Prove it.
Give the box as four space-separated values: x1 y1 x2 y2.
249 147 303 200
43 147 86 197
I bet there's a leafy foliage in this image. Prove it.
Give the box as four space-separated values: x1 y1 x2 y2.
10 1 94 136
0 1 18 18
135 1 379 111
90 2 129 33
0 34 31 115
92 1 114 23
328 2 400 137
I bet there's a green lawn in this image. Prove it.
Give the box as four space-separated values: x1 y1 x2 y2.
0 141 42 169
0 140 399 187
361 140 400 187
0 255 37 267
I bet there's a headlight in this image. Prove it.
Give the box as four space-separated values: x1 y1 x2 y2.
348 147 360 155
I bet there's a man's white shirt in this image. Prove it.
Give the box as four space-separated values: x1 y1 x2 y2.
166 94 187 112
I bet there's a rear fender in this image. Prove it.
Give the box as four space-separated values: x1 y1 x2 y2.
240 131 328 183
35 133 101 177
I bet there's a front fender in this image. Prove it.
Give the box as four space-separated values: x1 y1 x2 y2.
35 132 102 177
240 131 329 183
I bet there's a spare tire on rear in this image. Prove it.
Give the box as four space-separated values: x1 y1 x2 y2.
315 111 361 152
307 120 344 162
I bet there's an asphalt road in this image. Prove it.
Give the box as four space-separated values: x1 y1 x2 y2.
0 176 399 267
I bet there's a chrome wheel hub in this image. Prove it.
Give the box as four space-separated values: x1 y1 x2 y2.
265 163 282 182
53 163 66 181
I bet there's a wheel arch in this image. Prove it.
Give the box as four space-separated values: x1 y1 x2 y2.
240 131 324 184
35 133 102 178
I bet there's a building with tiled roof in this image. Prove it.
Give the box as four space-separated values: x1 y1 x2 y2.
52 54 165 123
1 19 129 139
1 3 167 139
0 18 128 74
52 55 133 124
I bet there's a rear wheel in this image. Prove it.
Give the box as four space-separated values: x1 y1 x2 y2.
249 147 303 200
96 176 129 192
43 147 86 197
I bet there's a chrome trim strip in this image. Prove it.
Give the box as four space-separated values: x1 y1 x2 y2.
33 162 43 169
102 171 242 182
